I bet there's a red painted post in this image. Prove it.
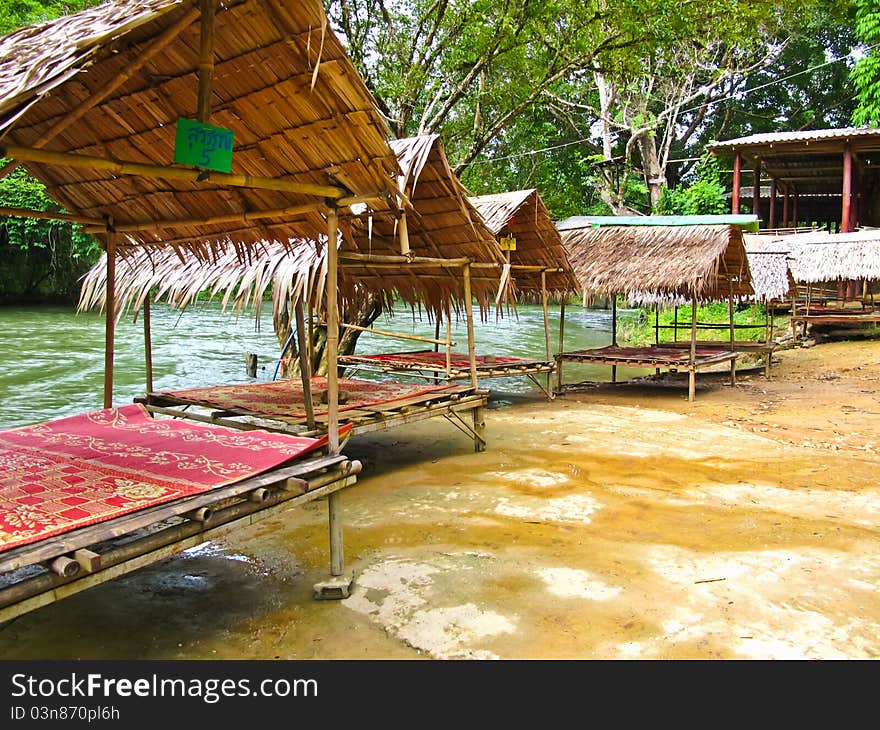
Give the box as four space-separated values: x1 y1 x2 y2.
842 143 853 233
782 185 790 229
768 179 777 230
752 160 761 223
732 152 742 214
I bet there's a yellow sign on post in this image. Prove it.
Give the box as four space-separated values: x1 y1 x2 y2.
500 235 517 251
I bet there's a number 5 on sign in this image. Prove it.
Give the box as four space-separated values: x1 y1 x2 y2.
174 117 234 173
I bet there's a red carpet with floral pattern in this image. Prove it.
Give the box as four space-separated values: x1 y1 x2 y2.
161 376 458 417
0 404 331 553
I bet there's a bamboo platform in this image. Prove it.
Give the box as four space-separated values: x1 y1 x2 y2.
140 381 490 452
555 345 738 401
790 310 880 338
338 351 555 399
0 455 361 623
658 340 777 376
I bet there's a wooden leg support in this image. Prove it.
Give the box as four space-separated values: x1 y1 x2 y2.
313 487 354 600
688 368 696 402
473 405 486 453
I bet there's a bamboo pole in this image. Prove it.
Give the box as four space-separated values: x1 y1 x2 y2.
611 294 618 383
541 271 551 393
398 211 411 257
0 207 104 227
83 202 325 235
689 295 697 402
328 490 344 577
655 307 661 376
294 297 315 430
0 8 200 181
765 301 772 377
728 283 736 387
557 297 566 394
336 321 451 347
103 235 116 409
339 252 470 267
197 0 215 124
326 207 340 456
673 306 679 343
0 145 348 199
144 297 153 394
462 264 479 388
445 299 453 378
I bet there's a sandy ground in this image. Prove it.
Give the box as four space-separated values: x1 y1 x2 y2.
2 336 880 660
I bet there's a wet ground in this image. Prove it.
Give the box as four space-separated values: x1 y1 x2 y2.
2 337 880 659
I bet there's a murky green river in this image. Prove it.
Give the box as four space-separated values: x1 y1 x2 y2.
0 301 638 430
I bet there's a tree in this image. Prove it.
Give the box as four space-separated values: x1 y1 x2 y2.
852 0 880 125
654 154 727 215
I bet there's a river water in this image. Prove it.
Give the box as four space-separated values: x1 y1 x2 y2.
0 301 637 430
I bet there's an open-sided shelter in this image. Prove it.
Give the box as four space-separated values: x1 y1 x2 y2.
556 215 756 400
0 0 405 618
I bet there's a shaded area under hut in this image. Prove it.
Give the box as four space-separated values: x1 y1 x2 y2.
556 215 756 401
0 0 407 618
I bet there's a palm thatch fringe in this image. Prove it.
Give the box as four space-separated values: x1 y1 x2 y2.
753 230 880 283
559 223 753 301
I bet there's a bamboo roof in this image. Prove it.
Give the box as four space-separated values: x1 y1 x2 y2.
467 188 579 295
559 221 754 301
754 229 880 283
79 135 513 322
338 134 508 315
0 0 401 253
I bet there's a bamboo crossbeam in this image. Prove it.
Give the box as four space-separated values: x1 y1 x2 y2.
0 206 104 226
338 252 470 267
0 145 348 199
336 320 453 347
83 202 325 234
471 263 568 273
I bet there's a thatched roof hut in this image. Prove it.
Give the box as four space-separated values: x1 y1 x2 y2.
79 133 510 322
557 216 755 303
467 188 579 296
765 230 880 284
742 235 797 302
0 0 401 253
338 134 507 316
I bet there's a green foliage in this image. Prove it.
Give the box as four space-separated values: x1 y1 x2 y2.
617 302 788 348
654 155 727 215
0 0 92 36
852 0 880 126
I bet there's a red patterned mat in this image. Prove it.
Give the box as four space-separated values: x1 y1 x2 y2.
343 350 530 368
0 404 331 553
161 376 459 418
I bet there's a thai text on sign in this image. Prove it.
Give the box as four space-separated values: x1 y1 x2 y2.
174 118 234 173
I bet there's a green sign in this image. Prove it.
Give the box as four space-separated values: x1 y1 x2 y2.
174 118 234 173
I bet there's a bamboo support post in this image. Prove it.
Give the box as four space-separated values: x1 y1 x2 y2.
473 404 486 453
611 294 618 383
655 307 661 375
557 298 566 394
197 0 215 123
689 296 698 402
462 264 479 389
398 211 411 257
326 207 340 455
541 271 551 393
294 297 315 430
728 285 736 387
103 235 116 409
445 299 453 379
328 491 344 576
765 302 772 377
144 297 153 394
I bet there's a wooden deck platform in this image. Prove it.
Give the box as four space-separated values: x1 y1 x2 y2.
555 345 738 401
0 454 361 623
140 378 490 452
338 350 555 398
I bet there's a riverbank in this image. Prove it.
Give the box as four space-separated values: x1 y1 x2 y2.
2 336 879 659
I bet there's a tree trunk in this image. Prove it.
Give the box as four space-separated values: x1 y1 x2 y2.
637 133 667 210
